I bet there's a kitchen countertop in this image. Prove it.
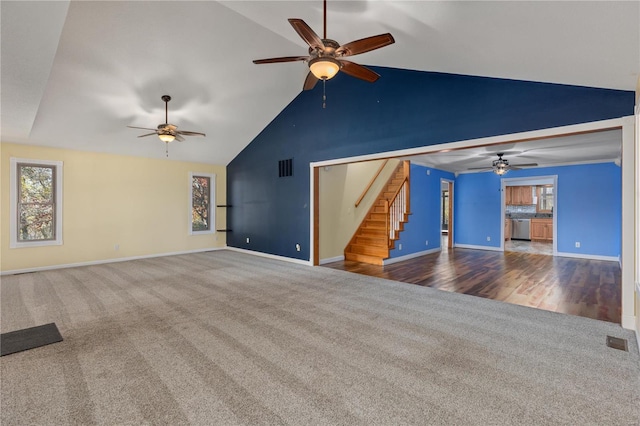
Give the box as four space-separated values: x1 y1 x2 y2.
507 213 553 219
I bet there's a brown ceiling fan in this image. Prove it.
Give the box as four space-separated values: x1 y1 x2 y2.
127 95 205 144
253 0 395 91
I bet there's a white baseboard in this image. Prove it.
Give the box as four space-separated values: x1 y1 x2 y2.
226 247 312 266
319 255 345 265
0 247 226 276
454 244 502 252
383 247 441 265
554 252 619 262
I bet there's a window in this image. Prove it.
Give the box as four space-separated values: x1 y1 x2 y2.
537 185 554 213
189 172 215 234
10 158 63 248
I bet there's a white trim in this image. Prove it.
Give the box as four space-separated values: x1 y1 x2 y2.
454 244 503 252
9 158 63 248
309 117 630 169
0 247 225 276
383 248 440 265
554 252 620 262
226 247 312 266
189 172 216 235
319 255 345 265
620 116 635 331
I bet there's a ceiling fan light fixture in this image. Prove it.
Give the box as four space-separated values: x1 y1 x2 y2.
158 133 175 143
492 155 510 175
309 57 340 80
493 166 509 176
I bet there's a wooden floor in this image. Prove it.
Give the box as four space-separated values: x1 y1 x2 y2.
323 246 622 324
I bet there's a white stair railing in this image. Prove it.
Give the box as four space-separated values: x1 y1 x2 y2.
387 180 408 245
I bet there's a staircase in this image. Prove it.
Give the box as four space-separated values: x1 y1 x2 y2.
344 161 411 265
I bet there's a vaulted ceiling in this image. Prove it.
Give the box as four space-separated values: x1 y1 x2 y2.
2 1 638 166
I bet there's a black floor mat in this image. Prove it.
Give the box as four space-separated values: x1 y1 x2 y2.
1 323 63 356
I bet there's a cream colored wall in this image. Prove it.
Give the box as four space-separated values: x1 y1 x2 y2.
319 159 399 260
1 143 226 272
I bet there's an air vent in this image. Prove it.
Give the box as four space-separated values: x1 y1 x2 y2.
279 158 293 177
606 335 628 351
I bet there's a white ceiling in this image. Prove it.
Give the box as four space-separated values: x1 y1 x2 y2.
2 1 639 166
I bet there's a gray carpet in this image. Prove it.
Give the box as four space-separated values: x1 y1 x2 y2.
1 250 638 425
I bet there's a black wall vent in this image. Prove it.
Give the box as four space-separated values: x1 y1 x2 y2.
279 158 293 177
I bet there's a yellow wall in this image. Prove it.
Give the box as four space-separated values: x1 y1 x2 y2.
318 159 399 260
1 143 226 272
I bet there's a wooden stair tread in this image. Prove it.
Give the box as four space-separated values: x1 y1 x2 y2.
344 252 385 265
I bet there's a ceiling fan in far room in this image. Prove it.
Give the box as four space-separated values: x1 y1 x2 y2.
468 153 538 176
252 0 395 106
127 95 206 156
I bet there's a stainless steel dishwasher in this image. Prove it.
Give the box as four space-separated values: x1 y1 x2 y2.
511 219 531 240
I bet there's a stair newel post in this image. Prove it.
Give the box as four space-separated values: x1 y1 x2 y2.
404 161 410 217
384 199 390 248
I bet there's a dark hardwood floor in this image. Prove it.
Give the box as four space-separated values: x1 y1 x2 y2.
323 246 622 324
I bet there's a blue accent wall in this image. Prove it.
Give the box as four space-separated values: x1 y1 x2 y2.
388 164 455 258
454 162 622 258
227 67 634 260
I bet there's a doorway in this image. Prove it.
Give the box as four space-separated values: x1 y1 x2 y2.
502 176 557 256
441 179 453 250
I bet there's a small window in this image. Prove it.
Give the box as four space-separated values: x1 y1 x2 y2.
190 172 215 234
10 158 63 248
537 185 554 213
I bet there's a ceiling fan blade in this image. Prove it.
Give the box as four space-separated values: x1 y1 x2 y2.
137 132 157 138
177 130 206 136
288 19 324 50
336 33 395 57
467 167 493 171
127 126 157 131
339 60 380 83
174 134 185 142
511 163 538 167
303 71 319 91
253 56 308 65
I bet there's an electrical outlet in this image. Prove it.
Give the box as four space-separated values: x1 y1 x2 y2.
575 242 580 248
398 243 402 250
246 237 250 244
487 236 491 242
425 240 429 246
295 244 301 252
114 244 120 251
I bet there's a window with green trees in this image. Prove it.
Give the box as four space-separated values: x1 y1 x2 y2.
190 172 215 234
10 158 63 248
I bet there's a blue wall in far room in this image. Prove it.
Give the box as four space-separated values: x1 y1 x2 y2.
389 164 455 258
227 66 634 261
454 172 504 248
453 162 622 258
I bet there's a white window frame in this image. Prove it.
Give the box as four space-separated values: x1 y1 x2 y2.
10 157 63 248
189 172 216 235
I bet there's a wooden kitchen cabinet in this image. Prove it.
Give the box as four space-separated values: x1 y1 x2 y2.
505 219 511 241
506 186 533 205
531 218 553 241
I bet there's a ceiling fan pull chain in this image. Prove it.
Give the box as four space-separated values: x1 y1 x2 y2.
165 142 169 157
322 79 327 109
